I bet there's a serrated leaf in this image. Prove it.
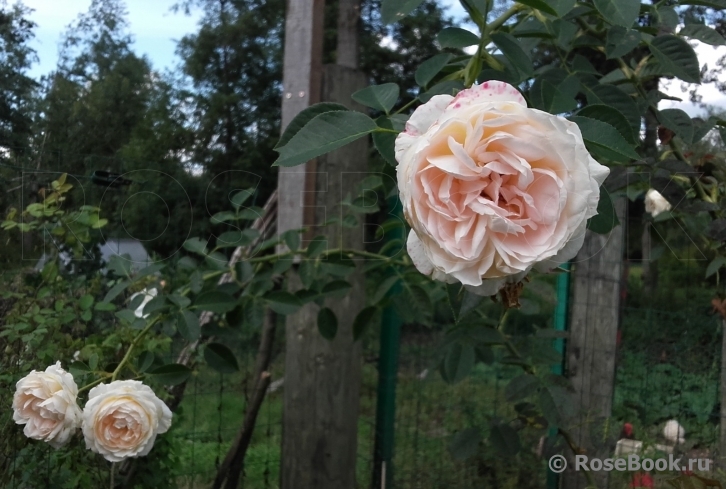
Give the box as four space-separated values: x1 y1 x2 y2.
588 188 620 234
193 291 237 313
489 423 521 457
606 26 641 59
276 102 348 148
183 237 207 255
274 111 377 167
649 35 701 84
231 189 254 209
569 116 640 162
381 0 426 24
658 108 694 144
442 342 475 384
177 310 200 341
514 0 558 16
539 384 573 427
204 343 239 373
149 363 192 385
594 0 640 28
317 307 338 340
415 53 452 87
137 351 155 372
448 428 481 461
491 32 533 79
437 27 480 48
282 229 301 251
583 83 641 136
306 235 327 257
577 104 637 145
373 276 399 304
706 256 726 278
506 374 540 402
679 24 726 46
352 83 400 114
353 306 378 340
418 80 464 103
320 280 352 299
264 291 302 315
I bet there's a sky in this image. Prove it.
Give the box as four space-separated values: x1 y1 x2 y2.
17 0 726 117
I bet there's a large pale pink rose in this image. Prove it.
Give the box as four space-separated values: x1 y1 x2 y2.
82 380 172 462
396 81 609 296
12 362 82 448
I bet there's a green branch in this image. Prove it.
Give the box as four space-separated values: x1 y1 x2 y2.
111 316 161 382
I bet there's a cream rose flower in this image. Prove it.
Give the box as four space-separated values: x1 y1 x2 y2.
396 81 609 296
82 380 172 462
644 188 671 217
12 361 82 448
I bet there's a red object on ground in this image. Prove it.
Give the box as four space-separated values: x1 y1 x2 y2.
630 472 654 488
621 422 634 439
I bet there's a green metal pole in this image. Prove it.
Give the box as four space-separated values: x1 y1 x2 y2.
372 196 404 489
547 261 571 489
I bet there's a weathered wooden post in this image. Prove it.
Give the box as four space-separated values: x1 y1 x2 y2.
278 0 368 487
719 319 726 467
562 197 627 489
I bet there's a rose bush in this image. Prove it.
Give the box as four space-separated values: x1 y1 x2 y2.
12 362 82 449
82 380 172 462
395 81 609 296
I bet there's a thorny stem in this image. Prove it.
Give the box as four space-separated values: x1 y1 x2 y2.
111 317 160 382
248 247 408 266
78 373 112 394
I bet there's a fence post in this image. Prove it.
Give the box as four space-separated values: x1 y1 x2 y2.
373 196 404 489
547 261 571 489
719 319 726 467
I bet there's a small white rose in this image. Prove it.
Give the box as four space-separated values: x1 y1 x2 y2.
12 361 82 448
395 81 609 295
644 188 672 217
82 380 172 462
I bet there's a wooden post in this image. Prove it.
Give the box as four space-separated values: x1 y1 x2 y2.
562 197 627 489
279 1 367 488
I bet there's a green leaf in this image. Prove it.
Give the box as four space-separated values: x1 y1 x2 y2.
352 83 400 114
679 24 725 46
491 32 533 79
373 276 400 304
306 235 327 258
418 80 464 103
317 307 338 340
320 280 352 299
107 254 132 277
274 111 378 168
606 26 641 59
353 306 378 341
137 351 155 373
678 0 726 9
539 384 572 427
593 0 640 28
381 0 426 24
69 361 91 377
78 294 94 311
706 256 726 278
649 35 701 84
264 291 303 315
569 116 640 162
514 0 558 16
231 189 254 209
583 83 641 136
373 117 398 166
115 309 137 324
577 104 637 144
549 0 576 16
506 374 540 402
437 27 480 48
448 428 481 461
177 310 200 342
276 102 348 149
183 237 208 255
540 80 578 114
489 423 521 457
148 364 192 385
658 108 694 144
94 301 115 312
415 53 452 87
692 117 717 144
204 343 239 373
282 229 301 251
193 291 237 313
588 188 620 234
442 342 475 384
